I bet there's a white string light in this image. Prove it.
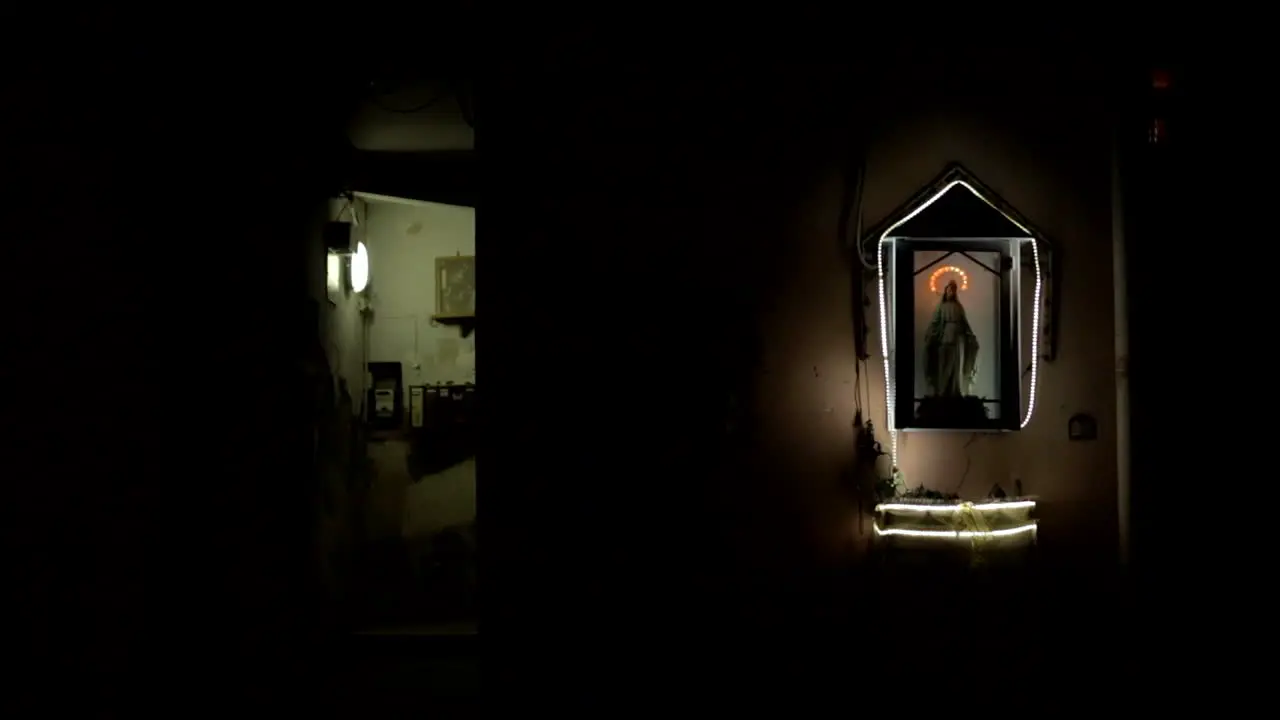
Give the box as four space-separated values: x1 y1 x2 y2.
875 500 1035 513
876 238 897 465
872 179 1045 466
873 521 1037 539
1021 237 1042 429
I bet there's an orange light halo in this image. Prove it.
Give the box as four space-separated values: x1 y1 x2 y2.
928 265 969 293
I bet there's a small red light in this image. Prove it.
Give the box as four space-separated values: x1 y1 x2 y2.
1152 68 1171 89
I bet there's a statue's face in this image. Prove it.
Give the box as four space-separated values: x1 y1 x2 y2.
944 283 957 300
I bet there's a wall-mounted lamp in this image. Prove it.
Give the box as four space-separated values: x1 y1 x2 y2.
350 241 369 293
326 254 342 292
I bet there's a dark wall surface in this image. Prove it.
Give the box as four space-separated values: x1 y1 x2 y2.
483 43 1141 695
8 24 1189 703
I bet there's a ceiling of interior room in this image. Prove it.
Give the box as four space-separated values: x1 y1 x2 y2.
344 17 474 153
347 77 473 152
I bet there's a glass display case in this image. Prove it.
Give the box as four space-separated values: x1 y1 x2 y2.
891 239 1023 430
865 163 1055 433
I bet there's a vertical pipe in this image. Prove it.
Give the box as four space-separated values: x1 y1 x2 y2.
1112 128 1131 566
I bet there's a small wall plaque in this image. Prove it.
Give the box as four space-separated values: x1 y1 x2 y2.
1068 413 1098 441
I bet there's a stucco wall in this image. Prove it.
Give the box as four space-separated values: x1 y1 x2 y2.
745 61 1118 571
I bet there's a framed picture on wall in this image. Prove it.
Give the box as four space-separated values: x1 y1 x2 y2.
435 255 475 320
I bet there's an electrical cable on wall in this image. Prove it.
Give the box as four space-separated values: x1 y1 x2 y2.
372 91 449 114
842 136 873 363
367 77 456 115
837 132 874 271
379 315 421 382
952 433 980 495
333 195 359 226
861 357 872 421
854 357 863 416
359 316 369 416
841 128 890 477
454 79 474 128
855 203 874 272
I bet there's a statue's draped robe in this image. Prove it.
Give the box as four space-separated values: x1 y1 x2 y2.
924 299 979 396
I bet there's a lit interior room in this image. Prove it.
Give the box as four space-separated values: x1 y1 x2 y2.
316 190 475 629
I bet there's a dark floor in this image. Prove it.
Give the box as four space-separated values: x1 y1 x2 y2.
352 536 477 630
98 552 1123 711
465 561 1133 702
339 626 479 711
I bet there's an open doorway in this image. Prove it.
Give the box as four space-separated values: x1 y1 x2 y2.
314 191 476 632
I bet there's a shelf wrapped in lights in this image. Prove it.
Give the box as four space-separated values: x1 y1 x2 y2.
873 498 1038 554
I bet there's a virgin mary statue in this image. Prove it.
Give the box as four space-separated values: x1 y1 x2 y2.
923 280 979 397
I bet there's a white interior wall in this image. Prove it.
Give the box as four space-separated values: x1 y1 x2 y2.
363 199 476 390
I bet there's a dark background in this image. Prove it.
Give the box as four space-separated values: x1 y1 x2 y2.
4 16 1257 706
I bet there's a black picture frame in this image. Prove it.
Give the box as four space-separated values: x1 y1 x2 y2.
892 238 1020 432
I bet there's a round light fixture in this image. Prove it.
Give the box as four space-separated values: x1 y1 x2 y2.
350 241 369 293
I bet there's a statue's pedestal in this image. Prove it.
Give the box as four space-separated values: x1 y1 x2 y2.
872 499 1037 564
915 395 990 425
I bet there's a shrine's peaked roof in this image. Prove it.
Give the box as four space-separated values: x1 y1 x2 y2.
861 163 1049 243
